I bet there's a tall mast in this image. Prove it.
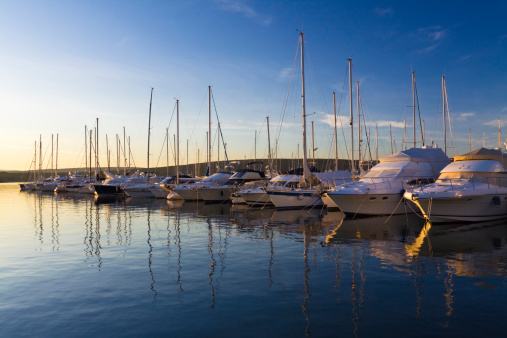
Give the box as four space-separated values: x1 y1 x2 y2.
39 134 42 179
333 92 338 171
267 115 272 173
357 80 361 167
51 134 54 179
375 123 378 161
300 31 311 183
176 99 179 185
403 118 407 150
166 128 169 177
89 130 92 180
311 120 315 165
254 130 256 163
56 134 59 177
84 126 87 178
348 58 354 173
498 118 501 149
208 86 212 176
106 134 110 172
483 131 486 147
123 127 126 176
389 124 393 154
96 118 99 175
412 71 416 148
147 88 153 179
33 141 37 182
442 75 447 155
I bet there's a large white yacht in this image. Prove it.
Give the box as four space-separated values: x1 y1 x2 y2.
404 148 507 223
323 147 450 216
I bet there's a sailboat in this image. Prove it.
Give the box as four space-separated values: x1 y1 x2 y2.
123 88 167 198
266 32 352 210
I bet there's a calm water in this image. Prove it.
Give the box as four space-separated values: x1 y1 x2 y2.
1 182 507 337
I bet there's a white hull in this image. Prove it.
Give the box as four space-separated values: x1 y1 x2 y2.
268 189 323 210
172 187 200 201
198 186 236 203
233 188 272 206
325 192 409 215
408 193 507 223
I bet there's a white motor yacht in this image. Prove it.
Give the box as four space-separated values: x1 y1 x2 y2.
267 170 353 210
171 172 233 201
324 147 450 216
198 168 268 203
231 174 301 206
404 148 507 223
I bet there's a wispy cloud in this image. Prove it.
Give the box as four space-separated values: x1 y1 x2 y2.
456 112 476 120
320 114 349 127
366 121 405 128
413 26 448 54
216 0 273 26
483 118 507 127
319 115 405 129
457 54 472 62
375 7 394 16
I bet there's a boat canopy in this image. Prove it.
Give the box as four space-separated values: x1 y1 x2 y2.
377 147 450 177
454 147 507 165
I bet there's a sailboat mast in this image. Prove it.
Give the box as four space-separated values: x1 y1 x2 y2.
300 32 310 183
84 126 87 178
123 127 126 176
498 118 501 149
96 118 99 175
33 141 37 182
412 71 416 148
333 92 338 171
208 86 212 176
176 99 179 185
357 81 361 167
442 75 446 155
56 134 59 177
348 58 354 173
147 88 153 181
469 129 472 152
51 134 53 179
267 115 272 173
39 134 42 179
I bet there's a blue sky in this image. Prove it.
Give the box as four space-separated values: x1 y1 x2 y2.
1 1 507 171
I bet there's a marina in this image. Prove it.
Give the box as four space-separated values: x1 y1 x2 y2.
2 182 507 336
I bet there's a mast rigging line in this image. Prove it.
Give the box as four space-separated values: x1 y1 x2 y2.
211 90 229 163
155 101 178 171
274 38 300 160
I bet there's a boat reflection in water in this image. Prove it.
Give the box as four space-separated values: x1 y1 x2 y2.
7 180 507 337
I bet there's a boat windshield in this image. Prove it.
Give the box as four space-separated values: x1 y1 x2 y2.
437 172 507 186
363 169 402 179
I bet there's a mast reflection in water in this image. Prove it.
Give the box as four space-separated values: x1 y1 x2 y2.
2 183 507 337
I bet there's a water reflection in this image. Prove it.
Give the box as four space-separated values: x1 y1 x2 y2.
11 184 507 336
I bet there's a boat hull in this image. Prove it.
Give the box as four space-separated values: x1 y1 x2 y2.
408 193 507 223
268 190 323 210
94 184 124 198
325 192 410 215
